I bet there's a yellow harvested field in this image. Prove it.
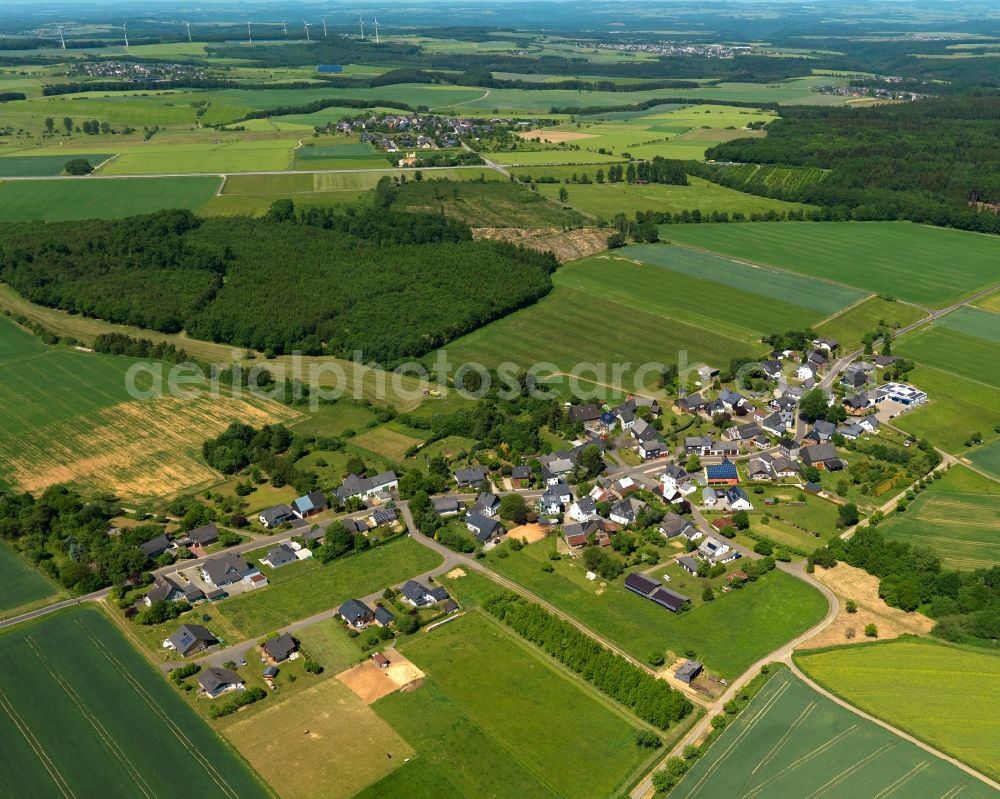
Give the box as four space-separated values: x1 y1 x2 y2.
797 563 933 650
0 393 300 500
516 129 598 143
225 678 413 799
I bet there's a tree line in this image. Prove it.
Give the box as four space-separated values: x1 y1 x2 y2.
483 592 693 730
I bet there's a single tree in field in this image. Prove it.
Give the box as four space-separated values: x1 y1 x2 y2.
864 623 878 638
558 186 569 205
63 158 93 175
62 116 73 134
44 117 54 133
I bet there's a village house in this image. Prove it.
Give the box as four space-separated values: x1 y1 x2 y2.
138 534 171 560
472 492 501 517
454 466 488 489
200 552 257 589
261 544 300 569
659 512 695 539
164 624 216 657
568 495 598 522
609 497 645 526
291 490 329 520
263 633 297 663
259 504 297 528
725 487 754 511
465 510 503 543
705 459 739 486
185 523 219 548
198 667 244 699
339 598 376 629
335 471 399 502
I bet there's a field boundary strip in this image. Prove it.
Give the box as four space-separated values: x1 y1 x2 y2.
0 684 77 798
798 743 896 799
74 618 242 799
25 636 157 799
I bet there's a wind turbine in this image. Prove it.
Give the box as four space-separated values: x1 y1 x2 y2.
320 15 328 37
122 21 129 49
281 20 288 36
358 17 365 40
184 21 192 42
373 17 380 44
303 20 311 40
58 25 66 49
247 19 253 44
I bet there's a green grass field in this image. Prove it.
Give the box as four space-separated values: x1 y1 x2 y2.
210 537 442 640
878 466 1000 569
444 553 827 679
814 296 927 351
0 544 56 615
897 309 1000 391
529 177 809 218
672 668 996 799
561 253 830 342
663 222 1000 308
99 138 299 174
968 439 1000 481
621 243 865 316
0 154 114 176
356 612 655 799
437 276 759 394
0 608 271 798
890 363 1000 455
0 176 221 221
797 639 1000 781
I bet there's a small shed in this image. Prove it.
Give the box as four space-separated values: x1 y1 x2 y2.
675 660 703 685
371 652 391 669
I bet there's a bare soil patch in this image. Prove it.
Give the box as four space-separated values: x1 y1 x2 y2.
337 651 424 704
473 227 608 262
516 129 598 143
798 563 934 650
507 523 547 544
445 567 467 579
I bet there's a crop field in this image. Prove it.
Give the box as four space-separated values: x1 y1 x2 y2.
100 138 300 174
0 176 221 221
671 669 995 799
438 281 757 394
968 439 1000 481
0 544 56 616
622 243 865 316
0 154 114 176
489 149 621 165
814 296 927 351
892 364 1000 455
878 480 1000 569
974 287 1000 314
356 612 654 799
395 178 578 228
559 254 830 342
664 222 1000 307
897 307 1000 390
209 537 442 640
530 177 809 217
445 551 827 679
225 678 411 799
0 316 299 500
797 639 1000 781
0 608 271 798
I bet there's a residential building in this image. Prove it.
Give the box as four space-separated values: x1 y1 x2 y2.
339 598 375 629
465 510 502 543
263 633 296 663
259 504 296 528
705 459 739 486
336 471 399 502
200 552 256 588
454 466 488 489
292 490 328 519
198 667 244 699
261 545 297 569
164 624 216 657
725 487 754 511
186 523 219 547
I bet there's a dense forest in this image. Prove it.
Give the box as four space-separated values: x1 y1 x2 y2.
0 204 556 363
703 96 1000 233
484 591 692 729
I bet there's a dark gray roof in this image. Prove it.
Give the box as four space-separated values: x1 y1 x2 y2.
167 624 215 654
374 606 396 625
401 580 431 603
198 667 242 694
263 633 296 662
649 587 689 611
675 660 703 684
139 534 170 559
624 572 659 596
336 471 398 500
511 466 530 479
432 496 460 513
466 510 501 541
569 403 602 423
429 586 449 602
339 598 374 623
202 552 252 586
264 545 297 568
454 466 487 486
678 556 700 573
259 504 296 526
186 523 219 545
